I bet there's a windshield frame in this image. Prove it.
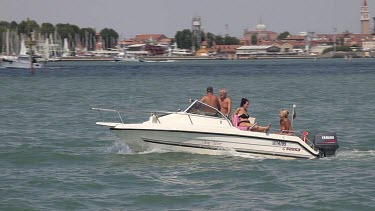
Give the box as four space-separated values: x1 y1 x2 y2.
184 99 229 120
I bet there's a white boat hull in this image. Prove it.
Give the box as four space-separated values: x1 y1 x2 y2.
109 124 319 159
1 60 43 69
93 100 337 160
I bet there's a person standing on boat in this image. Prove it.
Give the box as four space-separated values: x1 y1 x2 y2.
233 98 271 132
219 88 232 118
200 86 221 114
279 109 293 135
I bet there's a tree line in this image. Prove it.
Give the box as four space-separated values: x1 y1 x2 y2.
0 18 119 54
1 18 295 54
174 29 241 50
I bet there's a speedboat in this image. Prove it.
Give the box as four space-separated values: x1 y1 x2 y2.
1 55 43 69
93 100 339 159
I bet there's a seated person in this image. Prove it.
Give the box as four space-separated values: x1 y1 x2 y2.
219 88 232 118
233 98 271 132
279 109 294 135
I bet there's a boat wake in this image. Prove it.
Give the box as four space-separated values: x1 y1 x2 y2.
335 149 375 160
104 141 170 155
104 141 132 154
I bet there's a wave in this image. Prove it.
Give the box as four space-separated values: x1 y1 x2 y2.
103 141 170 155
335 149 375 160
103 141 132 154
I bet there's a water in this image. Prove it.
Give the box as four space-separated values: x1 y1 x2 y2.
1 59 374 210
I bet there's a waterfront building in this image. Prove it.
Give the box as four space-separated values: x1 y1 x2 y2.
131 34 168 45
236 45 281 58
362 41 375 50
361 0 371 34
282 35 306 42
195 41 209 57
116 34 172 55
242 21 278 45
257 41 294 54
209 45 242 59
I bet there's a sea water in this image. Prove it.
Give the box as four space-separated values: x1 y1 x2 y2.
0 59 374 210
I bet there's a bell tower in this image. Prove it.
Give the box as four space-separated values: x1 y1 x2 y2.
361 0 370 34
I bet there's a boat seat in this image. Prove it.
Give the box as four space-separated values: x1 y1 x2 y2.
232 115 248 131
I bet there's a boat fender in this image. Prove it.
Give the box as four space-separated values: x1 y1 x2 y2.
302 131 309 142
149 114 158 123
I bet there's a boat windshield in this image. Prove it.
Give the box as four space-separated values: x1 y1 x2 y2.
185 100 226 119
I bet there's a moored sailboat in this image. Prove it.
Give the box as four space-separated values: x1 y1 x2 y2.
1 36 43 69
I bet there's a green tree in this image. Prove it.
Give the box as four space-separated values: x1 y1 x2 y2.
175 31 183 47
175 29 192 49
40 23 55 36
56 23 81 50
18 18 39 35
56 23 79 39
80 27 96 51
10 21 18 30
0 21 10 52
277 31 290 40
215 35 224 45
224 35 240 45
251 34 257 45
0 21 11 28
100 28 119 49
206 32 215 48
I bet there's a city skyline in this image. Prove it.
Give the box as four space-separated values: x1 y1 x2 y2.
1 0 374 38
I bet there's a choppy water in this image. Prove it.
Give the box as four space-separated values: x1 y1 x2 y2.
0 59 374 210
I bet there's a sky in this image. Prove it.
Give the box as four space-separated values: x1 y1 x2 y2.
1 0 374 39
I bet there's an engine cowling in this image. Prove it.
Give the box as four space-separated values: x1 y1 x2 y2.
314 132 339 157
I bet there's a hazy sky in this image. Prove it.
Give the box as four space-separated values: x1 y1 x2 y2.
1 0 374 39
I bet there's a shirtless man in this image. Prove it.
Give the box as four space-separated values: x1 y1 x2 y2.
200 86 221 114
219 89 232 118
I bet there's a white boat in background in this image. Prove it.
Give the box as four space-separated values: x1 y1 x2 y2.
0 55 18 61
1 55 43 69
1 37 43 69
114 52 143 62
167 42 193 56
93 100 339 159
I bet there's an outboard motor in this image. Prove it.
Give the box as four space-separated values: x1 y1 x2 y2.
314 132 339 157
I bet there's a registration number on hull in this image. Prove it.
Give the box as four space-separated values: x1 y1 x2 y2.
273 140 286 146
202 140 222 146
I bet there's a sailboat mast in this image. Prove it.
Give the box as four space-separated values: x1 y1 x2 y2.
6 29 10 55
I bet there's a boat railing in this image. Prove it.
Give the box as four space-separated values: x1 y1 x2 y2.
146 110 233 126
91 108 125 123
91 107 233 126
281 130 314 146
